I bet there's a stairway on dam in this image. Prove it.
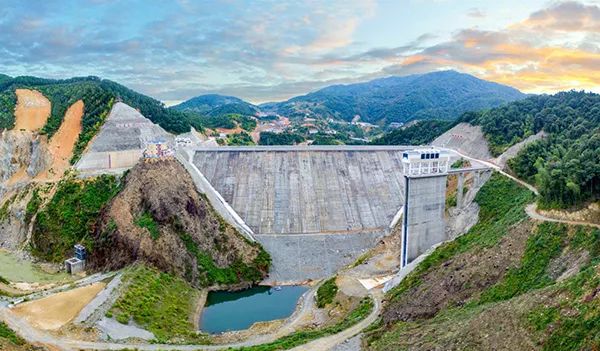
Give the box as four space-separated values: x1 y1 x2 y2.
192 146 409 283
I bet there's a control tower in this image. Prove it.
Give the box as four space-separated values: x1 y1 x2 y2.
400 148 450 267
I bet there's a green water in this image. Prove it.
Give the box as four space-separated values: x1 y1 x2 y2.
0 250 69 283
200 285 308 334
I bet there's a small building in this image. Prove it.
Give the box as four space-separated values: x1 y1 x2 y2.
65 257 85 274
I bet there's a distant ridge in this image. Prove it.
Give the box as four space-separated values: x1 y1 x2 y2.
171 94 259 116
261 70 525 125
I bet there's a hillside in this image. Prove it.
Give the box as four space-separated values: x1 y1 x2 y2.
365 173 600 350
263 70 525 125
172 94 258 116
87 159 270 288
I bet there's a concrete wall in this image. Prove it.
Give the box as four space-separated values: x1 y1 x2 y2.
402 174 448 265
175 149 255 242
188 146 412 282
193 148 408 235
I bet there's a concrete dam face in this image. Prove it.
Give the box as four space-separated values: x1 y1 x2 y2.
192 146 409 283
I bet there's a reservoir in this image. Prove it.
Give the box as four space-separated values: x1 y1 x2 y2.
200 285 308 334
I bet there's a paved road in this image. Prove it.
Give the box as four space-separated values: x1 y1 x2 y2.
526 203 600 229
291 290 382 351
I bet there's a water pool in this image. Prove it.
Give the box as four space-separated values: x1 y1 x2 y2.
200 285 308 334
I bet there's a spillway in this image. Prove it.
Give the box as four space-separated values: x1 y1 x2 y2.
191 146 410 283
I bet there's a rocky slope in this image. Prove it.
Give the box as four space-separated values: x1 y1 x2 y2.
88 158 270 288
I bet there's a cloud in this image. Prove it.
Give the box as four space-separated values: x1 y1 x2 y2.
0 0 598 103
466 8 485 18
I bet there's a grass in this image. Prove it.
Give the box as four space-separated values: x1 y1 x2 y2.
386 172 534 303
109 265 209 344
0 321 24 345
316 277 338 308
479 222 564 303
235 297 374 351
0 275 9 284
134 211 160 240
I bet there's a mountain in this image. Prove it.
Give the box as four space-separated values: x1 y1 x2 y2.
172 94 259 116
0 75 192 135
263 70 526 125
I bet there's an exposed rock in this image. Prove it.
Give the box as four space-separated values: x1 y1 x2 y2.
88 158 269 288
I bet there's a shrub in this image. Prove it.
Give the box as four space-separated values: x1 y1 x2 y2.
316 277 338 308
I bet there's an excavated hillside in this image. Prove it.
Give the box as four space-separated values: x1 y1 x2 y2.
87 158 270 288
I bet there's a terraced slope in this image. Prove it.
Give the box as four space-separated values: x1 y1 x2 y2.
76 102 173 174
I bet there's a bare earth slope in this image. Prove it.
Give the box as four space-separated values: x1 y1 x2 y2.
43 100 84 180
13 89 51 132
88 158 269 288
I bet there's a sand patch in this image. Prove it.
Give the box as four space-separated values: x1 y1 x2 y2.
12 282 106 330
13 89 51 131
42 100 84 180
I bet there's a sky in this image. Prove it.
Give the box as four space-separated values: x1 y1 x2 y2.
1 0 599 105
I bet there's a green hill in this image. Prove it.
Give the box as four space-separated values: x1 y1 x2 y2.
263 70 525 125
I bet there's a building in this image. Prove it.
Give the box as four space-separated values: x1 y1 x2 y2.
143 141 174 158
65 244 87 275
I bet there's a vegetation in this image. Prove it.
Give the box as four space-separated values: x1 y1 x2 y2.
134 211 160 240
316 277 338 308
0 321 24 345
31 175 120 262
464 91 600 208
0 194 16 222
110 265 209 344
227 132 255 146
0 276 9 284
479 222 564 303
178 229 271 287
235 297 373 351
371 120 456 145
25 188 41 223
259 132 305 145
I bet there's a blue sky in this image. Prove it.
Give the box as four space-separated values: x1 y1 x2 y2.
1 0 599 104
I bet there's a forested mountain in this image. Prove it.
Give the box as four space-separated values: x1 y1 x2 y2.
371 120 456 145
465 91 600 208
262 70 525 125
0 75 192 134
171 94 258 117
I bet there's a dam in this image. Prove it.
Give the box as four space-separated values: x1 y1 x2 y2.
187 146 411 283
